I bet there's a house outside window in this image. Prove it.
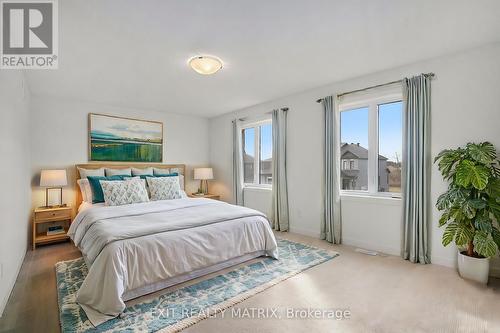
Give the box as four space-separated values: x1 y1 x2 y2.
241 119 273 187
339 89 403 197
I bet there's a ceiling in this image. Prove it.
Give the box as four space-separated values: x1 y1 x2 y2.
26 0 500 117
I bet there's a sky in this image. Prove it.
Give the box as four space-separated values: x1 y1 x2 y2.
92 114 162 140
243 123 272 160
341 101 402 162
244 101 402 163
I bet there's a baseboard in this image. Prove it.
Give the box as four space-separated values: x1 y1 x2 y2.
0 250 26 318
287 227 500 278
429 254 456 268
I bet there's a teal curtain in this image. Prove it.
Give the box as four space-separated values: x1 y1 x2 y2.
321 96 341 244
271 109 289 231
232 119 244 205
401 75 431 264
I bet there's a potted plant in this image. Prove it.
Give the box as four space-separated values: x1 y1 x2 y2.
435 142 500 284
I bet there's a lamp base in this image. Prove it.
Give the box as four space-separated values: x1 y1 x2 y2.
198 180 209 195
45 187 64 208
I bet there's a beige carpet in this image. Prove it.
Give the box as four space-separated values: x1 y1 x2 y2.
183 232 500 333
1 232 500 333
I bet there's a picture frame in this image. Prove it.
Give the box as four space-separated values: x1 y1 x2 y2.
88 113 163 162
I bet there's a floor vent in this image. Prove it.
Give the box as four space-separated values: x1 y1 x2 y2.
355 248 388 257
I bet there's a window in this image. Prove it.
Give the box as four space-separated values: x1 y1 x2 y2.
241 119 273 186
378 101 403 193
339 93 402 197
340 107 369 191
242 127 255 183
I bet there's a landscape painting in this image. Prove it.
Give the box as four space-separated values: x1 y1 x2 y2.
89 114 163 162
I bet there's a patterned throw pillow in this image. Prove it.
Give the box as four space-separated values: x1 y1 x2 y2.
100 178 149 206
146 176 182 201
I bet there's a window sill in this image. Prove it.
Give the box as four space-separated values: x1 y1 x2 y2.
243 185 272 191
340 192 401 203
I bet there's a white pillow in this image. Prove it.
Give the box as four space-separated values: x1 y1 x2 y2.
152 169 184 189
179 174 184 189
132 167 153 176
147 176 182 201
78 167 105 179
100 178 149 206
77 179 93 203
153 167 171 175
105 168 132 176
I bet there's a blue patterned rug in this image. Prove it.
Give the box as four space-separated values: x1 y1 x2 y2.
56 238 338 332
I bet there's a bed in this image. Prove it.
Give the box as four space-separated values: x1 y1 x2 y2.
68 164 278 326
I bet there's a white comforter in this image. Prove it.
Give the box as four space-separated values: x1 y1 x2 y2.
68 198 278 326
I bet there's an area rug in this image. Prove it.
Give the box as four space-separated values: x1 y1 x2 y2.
56 238 338 332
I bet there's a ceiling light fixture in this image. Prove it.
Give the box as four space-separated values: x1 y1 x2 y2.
188 55 223 75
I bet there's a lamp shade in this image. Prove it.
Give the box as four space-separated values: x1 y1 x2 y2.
194 168 214 180
40 169 67 187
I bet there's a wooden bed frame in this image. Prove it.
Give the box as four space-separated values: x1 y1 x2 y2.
75 163 186 208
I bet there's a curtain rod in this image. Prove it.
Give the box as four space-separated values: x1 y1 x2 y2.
265 107 289 114
316 72 435 103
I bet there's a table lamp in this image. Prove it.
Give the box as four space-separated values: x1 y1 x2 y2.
40 169 68 208
194 168 214 194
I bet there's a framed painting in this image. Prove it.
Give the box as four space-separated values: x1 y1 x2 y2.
88 113 163 162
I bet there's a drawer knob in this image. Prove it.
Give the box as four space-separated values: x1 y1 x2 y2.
52 213 56 216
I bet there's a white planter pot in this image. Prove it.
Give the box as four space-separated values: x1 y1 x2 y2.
457 251 490 284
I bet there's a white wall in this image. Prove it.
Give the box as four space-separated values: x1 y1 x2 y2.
30 96 211 210
209 43 500 271
0 71 31 316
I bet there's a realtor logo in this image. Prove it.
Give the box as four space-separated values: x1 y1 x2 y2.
1 0 58 69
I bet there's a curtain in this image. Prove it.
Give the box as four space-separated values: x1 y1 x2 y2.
321 96 341 244
271 109 289 231
232 119 244 206
401 74 431 264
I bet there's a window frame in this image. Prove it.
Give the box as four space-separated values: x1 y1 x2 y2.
240 118 273 189
339 92 402 199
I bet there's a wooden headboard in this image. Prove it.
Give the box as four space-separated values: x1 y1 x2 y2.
75 163 186 208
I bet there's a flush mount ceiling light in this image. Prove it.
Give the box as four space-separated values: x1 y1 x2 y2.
188 55 223 75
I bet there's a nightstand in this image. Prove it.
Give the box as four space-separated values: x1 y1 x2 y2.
32 206 72 250
188 193 221 200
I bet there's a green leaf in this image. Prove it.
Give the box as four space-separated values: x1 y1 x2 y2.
461 200 477 219
492 228 500 250
455 160 490 190
435 149 463 179
455 222 475 246
473 231 498 258
466 142 496 165
442 222 458 247
492 164 500 178
436 193 449 211
474 215 492 233
468 198 487 210
438 211 450 227
449 206 465 223
485 178 500 199
437 187 470 210
488 197 500 221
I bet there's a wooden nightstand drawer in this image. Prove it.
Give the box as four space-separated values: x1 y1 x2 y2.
35 208 71 222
